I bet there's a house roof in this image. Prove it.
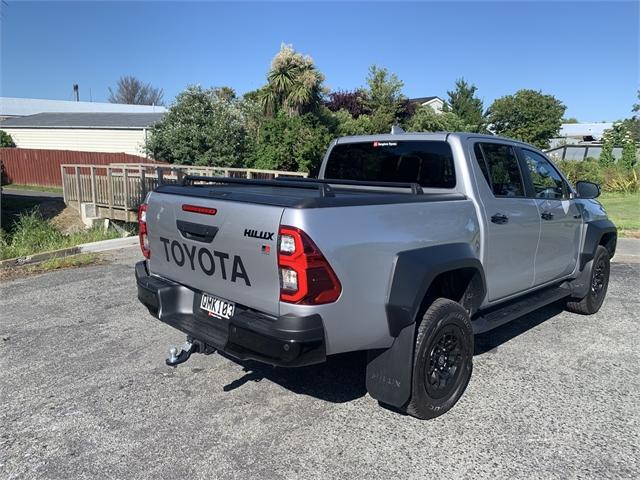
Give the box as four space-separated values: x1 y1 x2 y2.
408 96 442 104
0 112 165 129
558 122 613 140
0 97 167 117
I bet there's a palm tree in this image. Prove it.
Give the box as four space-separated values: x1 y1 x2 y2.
261 44 325 116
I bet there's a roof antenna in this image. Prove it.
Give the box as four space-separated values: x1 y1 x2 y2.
390 125 405 134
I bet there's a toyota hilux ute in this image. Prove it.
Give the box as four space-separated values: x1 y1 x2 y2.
135 132 616 419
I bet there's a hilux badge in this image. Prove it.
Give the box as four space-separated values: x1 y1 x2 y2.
244 229 275 241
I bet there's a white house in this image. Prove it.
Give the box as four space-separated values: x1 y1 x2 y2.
0 112 165 156
409 96 446 113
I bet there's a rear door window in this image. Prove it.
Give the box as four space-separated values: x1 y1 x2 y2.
324 140 456 188
473 143 525 197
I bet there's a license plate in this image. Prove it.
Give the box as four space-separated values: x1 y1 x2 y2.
200 293 235 320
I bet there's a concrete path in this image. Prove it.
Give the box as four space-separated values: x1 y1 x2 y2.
1 188 63 198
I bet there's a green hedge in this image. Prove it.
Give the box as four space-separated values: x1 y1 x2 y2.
556 160 639 193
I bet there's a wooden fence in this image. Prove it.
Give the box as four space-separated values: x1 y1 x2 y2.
0 148 159 186
61 164 308 221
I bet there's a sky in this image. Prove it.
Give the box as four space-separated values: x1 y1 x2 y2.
1 0 638 121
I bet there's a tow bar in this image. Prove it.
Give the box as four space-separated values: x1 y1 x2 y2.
166 337 205 367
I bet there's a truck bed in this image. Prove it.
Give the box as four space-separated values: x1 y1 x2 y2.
155 178 466 209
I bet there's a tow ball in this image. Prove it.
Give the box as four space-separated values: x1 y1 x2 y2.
166 339 198 366
166 337 216 367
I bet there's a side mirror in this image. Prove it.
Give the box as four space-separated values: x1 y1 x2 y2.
575 180 600 199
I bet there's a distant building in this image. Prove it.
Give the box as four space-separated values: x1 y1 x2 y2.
0 112 165 156
0 96 166 121
409 96 446 113
549 122 613 148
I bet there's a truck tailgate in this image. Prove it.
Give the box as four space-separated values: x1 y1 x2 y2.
146 191 283 316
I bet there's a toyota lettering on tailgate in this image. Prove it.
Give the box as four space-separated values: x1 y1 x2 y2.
159 237 251 286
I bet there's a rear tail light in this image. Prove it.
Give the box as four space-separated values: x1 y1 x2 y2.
278 226 341 305
138 204 150 259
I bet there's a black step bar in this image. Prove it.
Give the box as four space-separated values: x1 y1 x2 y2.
472 283 571 334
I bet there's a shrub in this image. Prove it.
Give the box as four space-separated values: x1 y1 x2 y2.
600 121 638 169
621 134 637 170
249 111 332 174
145 85 248 166
0 130 15 147
333 109 376 136
405 106 473 132
325 90 369 118
0 209 120 260
604 167 639 193
556 160 639 193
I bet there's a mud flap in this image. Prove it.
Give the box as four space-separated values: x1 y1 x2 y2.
365 322 416 408
568 256 594 299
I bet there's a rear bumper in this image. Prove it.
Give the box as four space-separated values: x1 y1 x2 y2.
135 261 326 367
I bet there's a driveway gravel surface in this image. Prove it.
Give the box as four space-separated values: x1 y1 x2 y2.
1 246 638 479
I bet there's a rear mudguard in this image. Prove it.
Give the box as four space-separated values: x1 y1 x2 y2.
366 243 485 407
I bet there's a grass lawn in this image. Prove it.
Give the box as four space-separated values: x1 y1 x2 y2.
598 192 640 237
2 183 63 194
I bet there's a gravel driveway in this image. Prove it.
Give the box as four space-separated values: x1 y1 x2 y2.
1 247 638 479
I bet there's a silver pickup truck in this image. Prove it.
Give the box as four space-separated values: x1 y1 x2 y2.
135 132 616 419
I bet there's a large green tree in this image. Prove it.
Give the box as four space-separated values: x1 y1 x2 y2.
487 89 566 149
146 85 247 166
446 78 485 131
260 44 326 116
363 65 406 132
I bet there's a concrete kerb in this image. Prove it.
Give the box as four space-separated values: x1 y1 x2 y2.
0 236 138 269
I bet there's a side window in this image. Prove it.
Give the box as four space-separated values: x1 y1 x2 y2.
473 144 491 187
474 143 525 197
522 149 566 200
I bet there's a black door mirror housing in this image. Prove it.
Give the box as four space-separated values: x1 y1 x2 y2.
575 180 601 199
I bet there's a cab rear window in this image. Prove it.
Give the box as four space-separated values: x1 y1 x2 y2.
324 141 456 188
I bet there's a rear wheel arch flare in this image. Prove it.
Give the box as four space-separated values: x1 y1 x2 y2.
385 243 486 337
419 267 484 319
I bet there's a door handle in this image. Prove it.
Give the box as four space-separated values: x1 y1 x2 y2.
541 211 554 221
491 213 509 224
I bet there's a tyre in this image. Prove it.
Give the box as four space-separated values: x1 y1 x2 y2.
404 298 473 420
566 245 610 315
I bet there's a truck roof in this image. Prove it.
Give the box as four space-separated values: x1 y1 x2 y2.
334 131 534 148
